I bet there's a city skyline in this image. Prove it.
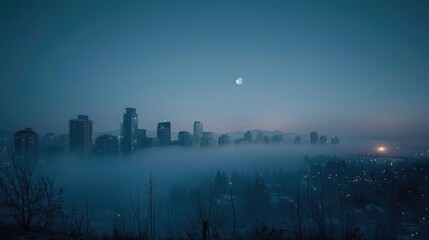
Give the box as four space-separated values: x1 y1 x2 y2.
1 1 429 142
7 121 345 161
0 104 425 142
4 107 343 140
1 2 429 238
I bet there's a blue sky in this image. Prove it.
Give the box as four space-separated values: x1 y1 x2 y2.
1 0 428 141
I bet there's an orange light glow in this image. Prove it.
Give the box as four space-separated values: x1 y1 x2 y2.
377 146 387 153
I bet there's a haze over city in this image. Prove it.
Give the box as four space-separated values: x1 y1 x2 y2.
1 1 429 141
1 1 429 239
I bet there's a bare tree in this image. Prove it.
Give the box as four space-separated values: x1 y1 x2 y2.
289 174 303 240
40 174 63 232
166 197 174 240
305 162 329 239
188 182 225 240
146 173 157 240
0 158 63 232
229 181 236 240
302 159 359 240
129 190 144 239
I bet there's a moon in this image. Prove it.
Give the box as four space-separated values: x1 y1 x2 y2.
235 77 243 85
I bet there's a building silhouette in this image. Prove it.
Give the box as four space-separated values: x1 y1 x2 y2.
13 127 38 162
293 136 302 144
41 132 66 154
41 132 58 153
310 131 319 144
178 131 192 146
218 134 230 146
59 134 69 151
244 131 252 143
201 131 215 147
193 121 203 147
122 108 138 153
95 134 119 155
319 135 328 145
331 136 340 144
136 129 147 148
69 115 93 153
157 122 171 146
0 131 12 161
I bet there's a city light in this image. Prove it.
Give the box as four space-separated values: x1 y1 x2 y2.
1 1 428 238
377 146 387 153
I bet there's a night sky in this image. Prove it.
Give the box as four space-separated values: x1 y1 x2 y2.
1 0 428 141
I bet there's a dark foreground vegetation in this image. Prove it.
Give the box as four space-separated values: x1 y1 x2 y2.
1 155 428 239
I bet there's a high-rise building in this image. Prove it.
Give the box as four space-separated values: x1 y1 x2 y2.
201 131 214 147
193 121 203 147
0 131 12 161
41 132 58 153
122 108 138 153
95 134 119 156
59 134 69 151
157 122 171 146
218 134 230 146
178 131 192 146
13 128 38 162
310 131 319 144
331 137 340 145
244 131 252 143
319 135 328 145
41 132 66 154
136 129 147 148
69 115 93 153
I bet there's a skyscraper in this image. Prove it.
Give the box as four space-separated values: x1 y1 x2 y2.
319 135 328 145
122 108 138 153
59 134 69 151
331 137 340 145
157 122 171 146
201 131 215 147
95 134 119 156
41 132 58 153
136 129 147 148
13 127 38 162
41 132 65 154
193 121 203 147
69 115 93 153
310 131 319 144
178 131 192 146
0 131 12 161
